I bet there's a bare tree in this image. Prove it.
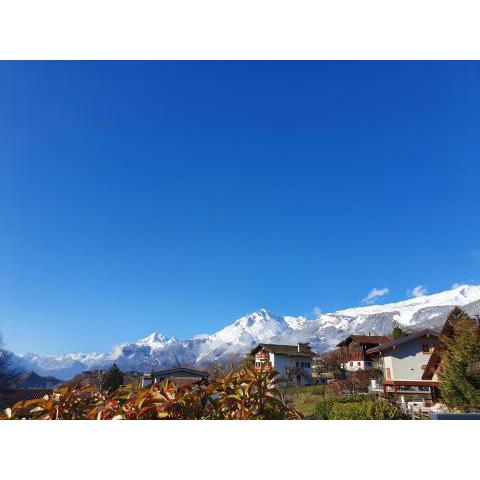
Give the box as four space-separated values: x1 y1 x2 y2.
201 355 244 380
313 349 344 381
0 332 16 389
345 370 372 393
92 369 107 391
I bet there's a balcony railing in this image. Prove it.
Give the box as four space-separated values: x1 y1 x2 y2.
254 362 273 371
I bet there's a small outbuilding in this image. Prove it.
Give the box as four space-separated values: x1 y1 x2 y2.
141 368 209 387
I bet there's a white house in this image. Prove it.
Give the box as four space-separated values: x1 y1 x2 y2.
250 343 315 385
366 329 440 402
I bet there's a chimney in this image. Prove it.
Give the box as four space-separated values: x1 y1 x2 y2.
298 342 311 353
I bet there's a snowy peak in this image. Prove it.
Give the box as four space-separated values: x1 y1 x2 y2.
209 308 301 345
135 332 176 349
137 332 166 345
284 315 309 330
232 309 282 329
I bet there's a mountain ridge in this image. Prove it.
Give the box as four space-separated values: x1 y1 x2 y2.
11 284 480 380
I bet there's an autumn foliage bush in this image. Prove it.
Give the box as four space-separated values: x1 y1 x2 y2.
0 366 303 420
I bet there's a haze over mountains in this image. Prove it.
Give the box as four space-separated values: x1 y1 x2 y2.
11 285 480 380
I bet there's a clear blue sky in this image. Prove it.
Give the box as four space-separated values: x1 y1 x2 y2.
1 61 479 355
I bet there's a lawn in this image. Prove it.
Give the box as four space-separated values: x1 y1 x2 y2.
282 384 331 417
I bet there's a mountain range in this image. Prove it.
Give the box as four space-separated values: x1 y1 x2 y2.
11 284 480 380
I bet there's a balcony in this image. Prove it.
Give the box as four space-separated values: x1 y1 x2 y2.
339 350 366 362
369 378 439 404
254 361 273 371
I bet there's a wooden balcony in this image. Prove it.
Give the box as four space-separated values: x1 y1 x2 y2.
340 351 366 362
254 361 273 372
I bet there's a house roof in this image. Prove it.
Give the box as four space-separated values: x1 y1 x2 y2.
250 343 315 357
366 329 438 355
0 388 53 411
422 311 480 380
143 368 209 379
336 335 391 348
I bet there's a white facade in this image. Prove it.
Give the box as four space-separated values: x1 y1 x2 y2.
343 359 374 372
377 336 436 381
273 353 312 385
366 332 439 402
254 346 313 385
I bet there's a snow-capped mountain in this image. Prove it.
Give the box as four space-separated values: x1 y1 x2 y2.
279 284 480 353
11 284 480 379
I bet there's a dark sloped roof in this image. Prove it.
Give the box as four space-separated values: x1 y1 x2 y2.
366 329 438 355
251 343 315 357
145 368 209 378
336 335 391 347
0 388 53 411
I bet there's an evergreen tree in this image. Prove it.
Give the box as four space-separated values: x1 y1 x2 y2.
391 324 407 340
102 364 124 392
439 308 480 411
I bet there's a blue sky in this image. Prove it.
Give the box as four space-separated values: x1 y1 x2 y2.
1 61 479 355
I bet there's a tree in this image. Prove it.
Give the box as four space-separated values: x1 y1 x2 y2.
391 324 407 340
0 332 15 389
202 354 246 380
438 308 480 411
102 364 124 392
313 350 344 381
352 370 373 393
92 369 107 391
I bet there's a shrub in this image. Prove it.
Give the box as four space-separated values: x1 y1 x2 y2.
329 398 403 420
313 398 335 419
313 394 403 420
0 366 303 420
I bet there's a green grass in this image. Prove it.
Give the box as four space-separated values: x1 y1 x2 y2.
282 384 332 417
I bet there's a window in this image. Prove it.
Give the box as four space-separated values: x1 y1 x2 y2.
421 343 430 354
350 361 353 367
366 361 372 367
357 362 361 366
